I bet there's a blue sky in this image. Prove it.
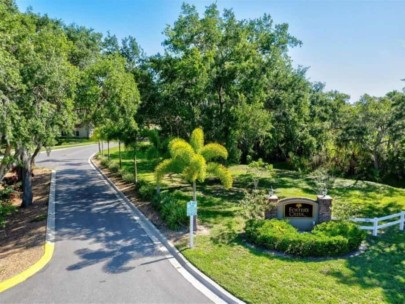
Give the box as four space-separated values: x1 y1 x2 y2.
15 0 405 101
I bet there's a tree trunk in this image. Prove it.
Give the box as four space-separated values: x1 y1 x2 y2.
133 147 138 183
20 148 33 208
107 141 110 160
0 144 12 181
192 180 197 232
30 144 41 168
373 148 380 172
119 141 122 168
98 141 101 153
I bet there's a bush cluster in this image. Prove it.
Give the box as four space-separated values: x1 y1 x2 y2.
159 191 188 230
136 181 188 230
121 172 135 183
99 156 111 168
136 180 156 201
245 219 366 257
313 220 366 252
97 154 188 231
108 161 120 173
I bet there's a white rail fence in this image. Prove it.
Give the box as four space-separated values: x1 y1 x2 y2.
352 211 405 236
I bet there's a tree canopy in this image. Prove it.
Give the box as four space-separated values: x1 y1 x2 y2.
2 0 405 209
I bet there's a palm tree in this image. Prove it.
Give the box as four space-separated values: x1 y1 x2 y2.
155 128 233 229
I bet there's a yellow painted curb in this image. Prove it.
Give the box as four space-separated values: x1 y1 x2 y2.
0 241 54 293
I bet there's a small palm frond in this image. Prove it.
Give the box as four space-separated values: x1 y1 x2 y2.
183 154 207 182
155 159 181 184
168 138 195 164
201 143 228 161
207 162 233 189
155 128 232 191
190 127 204 153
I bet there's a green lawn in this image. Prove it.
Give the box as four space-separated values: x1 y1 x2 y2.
102 147 405 304
41 139 98 152
1 140 97 158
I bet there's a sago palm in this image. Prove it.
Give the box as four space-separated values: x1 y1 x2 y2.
155 128 232 227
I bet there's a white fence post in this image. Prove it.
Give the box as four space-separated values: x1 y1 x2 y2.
373 218 378 236
352 211 404 235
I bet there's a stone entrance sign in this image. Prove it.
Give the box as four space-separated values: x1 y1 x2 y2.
284 202 313 218
266 195 332 231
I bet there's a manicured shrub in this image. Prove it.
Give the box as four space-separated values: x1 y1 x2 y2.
160 191 188 230
121 172 135 183
313 220 366 251
137 180 157 201
245 219 365 257
108 161 120 173
100 157 111 168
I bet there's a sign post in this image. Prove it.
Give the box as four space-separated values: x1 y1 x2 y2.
187 201 197 248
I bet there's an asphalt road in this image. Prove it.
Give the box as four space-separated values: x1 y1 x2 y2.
1 144 212 304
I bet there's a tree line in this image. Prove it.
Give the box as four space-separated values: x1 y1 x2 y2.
137 3 405 184
1 1 405 208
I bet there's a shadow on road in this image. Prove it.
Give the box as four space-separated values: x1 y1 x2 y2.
55 167 164 274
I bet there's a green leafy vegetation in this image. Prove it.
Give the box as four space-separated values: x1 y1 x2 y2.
0 1 140 208
159 191 189 230
104 146 405 303
314 220 367 252
156 128 232 203
2 0 405 217
239 190 269 220
0 186 17 227
245 219 366 257
183 229 404 304
2 1 405 301
55 137 96 146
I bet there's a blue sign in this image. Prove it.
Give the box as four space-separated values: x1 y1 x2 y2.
187 201 197 216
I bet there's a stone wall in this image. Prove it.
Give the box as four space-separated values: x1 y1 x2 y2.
317 195 332 223
264 195 278 219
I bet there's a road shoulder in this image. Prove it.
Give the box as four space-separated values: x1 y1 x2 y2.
0 170 56 292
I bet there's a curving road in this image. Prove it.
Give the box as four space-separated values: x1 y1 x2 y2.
1 144 212 304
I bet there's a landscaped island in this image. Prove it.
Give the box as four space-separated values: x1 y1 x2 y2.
96 144 405 304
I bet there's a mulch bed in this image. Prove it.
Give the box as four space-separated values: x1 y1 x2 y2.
0 169 51 282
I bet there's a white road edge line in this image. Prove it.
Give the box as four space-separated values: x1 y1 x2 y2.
88 153 244 304
46 170 56 244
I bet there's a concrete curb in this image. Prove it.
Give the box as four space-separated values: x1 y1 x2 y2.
0 170 56 293
89 154 244 304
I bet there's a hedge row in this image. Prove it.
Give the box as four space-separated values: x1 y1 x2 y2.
245 219 366 257
98 155 188 230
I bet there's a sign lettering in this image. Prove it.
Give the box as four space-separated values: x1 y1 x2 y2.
284 203 313 218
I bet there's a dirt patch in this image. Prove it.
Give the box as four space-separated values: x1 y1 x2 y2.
93 159 206 245
0 168 51 282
